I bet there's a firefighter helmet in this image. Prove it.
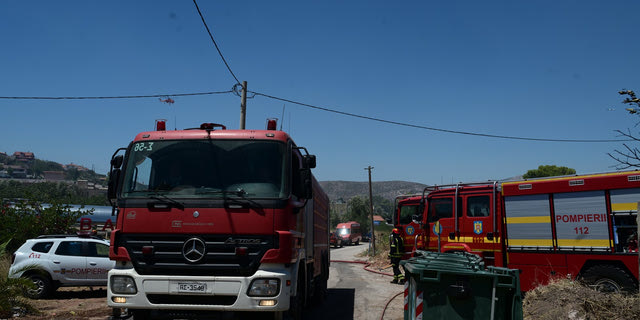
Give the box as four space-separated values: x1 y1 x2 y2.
392 228 400 234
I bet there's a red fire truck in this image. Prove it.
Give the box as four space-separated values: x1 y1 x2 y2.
393 194 425 259
106 119 329 320
413 171 639 292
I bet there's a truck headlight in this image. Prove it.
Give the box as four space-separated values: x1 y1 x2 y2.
110 276 137 294
247 279 280 297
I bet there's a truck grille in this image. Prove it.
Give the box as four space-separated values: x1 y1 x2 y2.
118 234 276 276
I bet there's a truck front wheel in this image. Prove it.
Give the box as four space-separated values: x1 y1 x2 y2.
288 269 305 320
582 264 637 293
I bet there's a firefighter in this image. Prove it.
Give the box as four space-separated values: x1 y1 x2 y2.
388 228 405 284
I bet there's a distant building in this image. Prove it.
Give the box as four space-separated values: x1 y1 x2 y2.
64 163 89 172
373 215 386 225
43 171 65 181
7 165 27 178
13 151 35 163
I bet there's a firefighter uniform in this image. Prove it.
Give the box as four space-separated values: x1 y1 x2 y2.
388 229 405 284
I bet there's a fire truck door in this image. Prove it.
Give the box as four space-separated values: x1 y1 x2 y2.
397 203 420 255
462 195 499 263
426 197 458 251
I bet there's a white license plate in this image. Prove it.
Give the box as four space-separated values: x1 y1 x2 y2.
178 282 207 293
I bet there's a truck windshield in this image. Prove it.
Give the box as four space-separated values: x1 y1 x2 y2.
121 140 288 199
399 204 418 224
337 228 350 235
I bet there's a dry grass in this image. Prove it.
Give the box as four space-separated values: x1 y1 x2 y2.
523 279 640 320
357 232 391 270
0 255 39 318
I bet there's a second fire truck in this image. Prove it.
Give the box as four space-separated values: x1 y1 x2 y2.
411 171 639 292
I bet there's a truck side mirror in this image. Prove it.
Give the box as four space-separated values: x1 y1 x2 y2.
304 155 316 169
111 155 124 169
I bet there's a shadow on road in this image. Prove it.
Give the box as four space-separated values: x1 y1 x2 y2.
304 288 355 320
47 287 107 299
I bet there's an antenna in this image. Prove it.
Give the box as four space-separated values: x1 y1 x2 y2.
280 104 285 131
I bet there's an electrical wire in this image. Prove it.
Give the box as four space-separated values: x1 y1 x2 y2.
0 90 232 100
192 0 241 85
0 87 630 143
252 91 631 143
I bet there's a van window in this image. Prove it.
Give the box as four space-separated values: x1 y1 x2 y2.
55 241 84 257
31 242 53 253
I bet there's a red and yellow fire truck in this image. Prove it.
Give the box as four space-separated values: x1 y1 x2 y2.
413 171 639 292
393 194 425 259
106 119 329 319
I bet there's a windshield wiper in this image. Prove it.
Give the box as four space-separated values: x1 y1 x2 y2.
149 194 185 210
196 188 247 197
195 188 263 208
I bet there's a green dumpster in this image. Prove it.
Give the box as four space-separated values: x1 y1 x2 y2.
401 251 523 320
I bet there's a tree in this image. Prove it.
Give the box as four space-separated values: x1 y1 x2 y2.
372 195 393 220
343 196 372 234
523 165 576 179
0 200 91 254
609 90 640 169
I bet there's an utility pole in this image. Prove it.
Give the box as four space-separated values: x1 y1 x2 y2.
240 81 247 129
365 166 375 255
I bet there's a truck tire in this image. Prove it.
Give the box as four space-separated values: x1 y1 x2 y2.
288 268 305 320
25 274 52 299
313 257 329 305
582 264 637 293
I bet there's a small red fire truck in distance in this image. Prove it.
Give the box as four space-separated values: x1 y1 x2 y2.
413 171 639 292
106 119 329 320
335 221 362 245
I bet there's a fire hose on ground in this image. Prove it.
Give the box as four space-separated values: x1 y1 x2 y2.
330 259 403 320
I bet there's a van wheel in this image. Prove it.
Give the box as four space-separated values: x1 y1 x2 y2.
25 274 52 299
582 264 637 293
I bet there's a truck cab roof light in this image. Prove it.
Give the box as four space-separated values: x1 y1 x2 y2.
155 119 167 131
266 118 277 130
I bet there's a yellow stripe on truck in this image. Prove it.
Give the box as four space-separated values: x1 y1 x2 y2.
505 216 551 224
611 202 637 212
556 239 611 247
507 239 553 247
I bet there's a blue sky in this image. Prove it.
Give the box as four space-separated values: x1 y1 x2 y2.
1 0 639 184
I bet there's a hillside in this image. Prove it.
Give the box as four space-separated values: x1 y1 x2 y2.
319 180 427 203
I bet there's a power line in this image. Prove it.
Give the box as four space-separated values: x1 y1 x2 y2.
0 90 233 100
252 91 630 143
192 0 241 85
0 87 631 143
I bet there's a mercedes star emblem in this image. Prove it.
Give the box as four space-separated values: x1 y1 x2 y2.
182 238 206 262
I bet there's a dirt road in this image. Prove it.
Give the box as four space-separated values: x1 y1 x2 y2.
321 243 403 320
18 243 402 320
